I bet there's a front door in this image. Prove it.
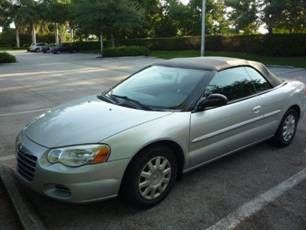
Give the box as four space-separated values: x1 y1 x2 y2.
189 67 265 167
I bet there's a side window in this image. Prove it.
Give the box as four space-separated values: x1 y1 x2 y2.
245 67 272 92
204 67 256 101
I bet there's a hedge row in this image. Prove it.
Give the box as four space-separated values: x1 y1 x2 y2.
205 34 306 56
72 34 306 56
0 52 16 63
2 33 306 56
103 46 150 57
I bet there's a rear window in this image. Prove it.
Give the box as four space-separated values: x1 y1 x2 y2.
245 67 271 92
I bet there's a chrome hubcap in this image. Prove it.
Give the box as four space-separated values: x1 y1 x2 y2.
138 156 171 200
282 114 296 142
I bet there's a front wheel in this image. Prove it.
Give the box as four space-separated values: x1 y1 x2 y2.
271 108 299 147
121 145 177 208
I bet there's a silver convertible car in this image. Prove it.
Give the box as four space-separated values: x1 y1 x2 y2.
16 57 305 208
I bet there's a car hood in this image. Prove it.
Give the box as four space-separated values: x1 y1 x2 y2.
25 96 172 148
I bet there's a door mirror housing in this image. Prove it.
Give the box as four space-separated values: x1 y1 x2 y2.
197 93 228 111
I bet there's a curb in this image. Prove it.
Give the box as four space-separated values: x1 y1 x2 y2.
0 165 47 230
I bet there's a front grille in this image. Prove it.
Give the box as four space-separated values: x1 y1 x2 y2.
16 147 37 182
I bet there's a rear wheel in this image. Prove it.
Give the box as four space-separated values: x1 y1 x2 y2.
271 108 299 147
121 145 177 208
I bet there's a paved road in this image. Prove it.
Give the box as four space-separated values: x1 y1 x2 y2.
1 51 306 229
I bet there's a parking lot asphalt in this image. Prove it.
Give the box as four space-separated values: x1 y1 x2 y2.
1 51 306 230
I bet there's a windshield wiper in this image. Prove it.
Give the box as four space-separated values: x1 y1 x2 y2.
111 94 152 111
97 94 117 104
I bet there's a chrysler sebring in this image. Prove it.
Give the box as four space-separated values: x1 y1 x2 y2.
16 57 305 208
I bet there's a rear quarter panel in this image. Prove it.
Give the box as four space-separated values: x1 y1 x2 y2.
259 81 305 136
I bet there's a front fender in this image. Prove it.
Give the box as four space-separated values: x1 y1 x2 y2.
102 112 191 169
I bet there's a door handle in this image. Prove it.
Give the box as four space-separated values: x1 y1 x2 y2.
252 105 261 114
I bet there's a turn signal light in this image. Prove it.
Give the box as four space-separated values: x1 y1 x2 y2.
91 146 111 164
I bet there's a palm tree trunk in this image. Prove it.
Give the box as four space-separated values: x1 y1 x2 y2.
268 26 273 34
71 29 74 42
111 32 115 47
32 24 37 44
55 23 59 44
100 33 104 57
15 26 20 48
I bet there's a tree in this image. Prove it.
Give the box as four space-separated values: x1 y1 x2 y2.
225 0 259 34
72 0 143 55
1 0 27 47
25 0 40 44
206 0 231 35
136 0 163 37
188 0 230 35
40 0 70 44
260 0 306 34
0 0 41 47
0 0 11 28
161 0 194 36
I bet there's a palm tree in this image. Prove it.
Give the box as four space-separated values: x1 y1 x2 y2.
40 0 70 44
3 0 41 47
23 0 40 44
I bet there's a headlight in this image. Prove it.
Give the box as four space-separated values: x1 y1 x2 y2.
47 144 111 167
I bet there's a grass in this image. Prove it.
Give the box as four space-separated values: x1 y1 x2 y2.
0 47 26 51
150 50 306 68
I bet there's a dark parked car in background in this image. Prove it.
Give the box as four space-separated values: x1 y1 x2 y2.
50 44 79 54
41 43 54 53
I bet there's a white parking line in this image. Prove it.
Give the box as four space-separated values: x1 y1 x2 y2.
0 67 103 78
207 167 306 230
0 155 15 162
0 108 49 117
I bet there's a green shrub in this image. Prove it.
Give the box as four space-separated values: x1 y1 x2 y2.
103 46 150 57
74 41 100 51
113 37 201 50
0 52 16 63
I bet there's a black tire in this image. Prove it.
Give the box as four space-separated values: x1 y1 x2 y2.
121 145 177 209
271 108 299 147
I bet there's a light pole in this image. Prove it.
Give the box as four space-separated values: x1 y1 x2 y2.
201 0 206 56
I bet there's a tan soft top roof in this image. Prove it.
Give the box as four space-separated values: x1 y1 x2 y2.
155 56 283 87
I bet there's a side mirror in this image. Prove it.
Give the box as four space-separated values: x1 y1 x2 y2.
197 93 228 111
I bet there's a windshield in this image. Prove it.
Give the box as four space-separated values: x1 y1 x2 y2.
105 65 210 110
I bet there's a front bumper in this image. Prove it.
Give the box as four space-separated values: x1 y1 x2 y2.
16 132 129 203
